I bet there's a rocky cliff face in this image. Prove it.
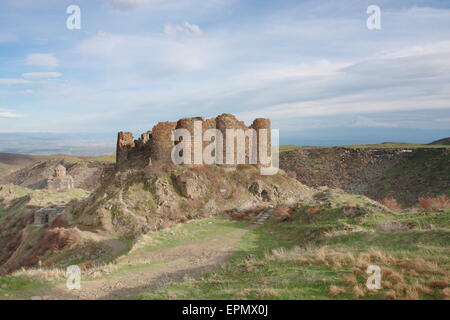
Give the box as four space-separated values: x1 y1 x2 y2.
71 164 314 238
280 147 450 205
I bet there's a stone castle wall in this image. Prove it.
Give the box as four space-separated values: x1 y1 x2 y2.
116 113 271 166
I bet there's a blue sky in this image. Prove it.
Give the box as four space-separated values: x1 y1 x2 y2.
0 0 449 151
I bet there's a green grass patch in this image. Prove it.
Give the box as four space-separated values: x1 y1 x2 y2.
139 202 449 300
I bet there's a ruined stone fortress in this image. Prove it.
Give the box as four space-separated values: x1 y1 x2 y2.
116 113 272 168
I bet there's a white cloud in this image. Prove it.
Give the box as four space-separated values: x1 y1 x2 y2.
0 78 31 85
26 53 58 68
22 72 62 79
164 22 203 37
75 31 225 72
0 110 23 118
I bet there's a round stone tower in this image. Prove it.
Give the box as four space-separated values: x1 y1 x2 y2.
251 118 271 166
216 113 248 166
150 121 177 163
175 117 205 164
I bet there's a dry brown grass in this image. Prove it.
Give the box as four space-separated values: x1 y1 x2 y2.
235 289 252 298
429 280 448 289
306 205 322 217
441 288 450 300
379 197 402 211
418 195 450 210
342 274 358 286
384 290 397 299
256 288 278 298
345 198 356 207
329 285 346 297
352 285 365 298
355 253 371 269
394 258 443 274
268 246 447 300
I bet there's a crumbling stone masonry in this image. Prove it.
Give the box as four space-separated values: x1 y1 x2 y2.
47 164 74 191
33 206 66 225
116 113 272 167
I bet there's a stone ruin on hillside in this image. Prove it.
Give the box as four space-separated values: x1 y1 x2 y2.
47 164 74 192
33 206 66 225
116 113 272 168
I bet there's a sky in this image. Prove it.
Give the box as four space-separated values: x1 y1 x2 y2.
0 0 449 153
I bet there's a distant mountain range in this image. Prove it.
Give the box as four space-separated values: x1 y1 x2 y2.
0 131 449 157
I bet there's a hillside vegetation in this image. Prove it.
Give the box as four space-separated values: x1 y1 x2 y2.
0 190 448 300
429 138 450 146
140 192 450 300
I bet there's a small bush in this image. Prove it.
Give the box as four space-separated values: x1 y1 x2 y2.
345 198 356 207
274 205 292 221
306 205 322 216
379 197 402 211
329 285 346 297
418 195 450 210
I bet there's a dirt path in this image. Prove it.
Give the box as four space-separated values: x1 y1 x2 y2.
48 226 250 300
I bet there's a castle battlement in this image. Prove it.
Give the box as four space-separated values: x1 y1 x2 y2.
116 113 272 167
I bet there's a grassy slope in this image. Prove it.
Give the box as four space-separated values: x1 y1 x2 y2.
139 195 449 300
0 185 90 206
1 200 448 299
0 217 249 299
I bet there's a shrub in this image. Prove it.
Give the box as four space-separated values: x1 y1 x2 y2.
274 205 292 221
418 195 450 210
379 197 402 211
329 285 346 297
346 198 356 207
306 205 322 216
51 216 69 228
